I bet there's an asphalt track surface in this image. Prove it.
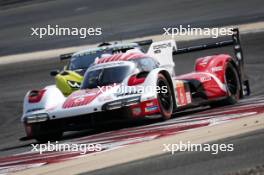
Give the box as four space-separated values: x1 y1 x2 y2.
0 0 264 174
81 128 264 175
0 0 264 56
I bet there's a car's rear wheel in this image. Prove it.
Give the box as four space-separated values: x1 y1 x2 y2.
211 62 241 107
157 74 173 120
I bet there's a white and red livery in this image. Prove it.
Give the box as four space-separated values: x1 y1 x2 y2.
22 29 250 142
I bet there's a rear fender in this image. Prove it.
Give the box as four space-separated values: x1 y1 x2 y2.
195 54 233 83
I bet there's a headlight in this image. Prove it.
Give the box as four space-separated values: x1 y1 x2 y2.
103 96 140 110
25 113 49 124
123 96 140 106
106 101 122 110
67 80 81 89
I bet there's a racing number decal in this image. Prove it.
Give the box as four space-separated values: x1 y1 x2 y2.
175 81 187 106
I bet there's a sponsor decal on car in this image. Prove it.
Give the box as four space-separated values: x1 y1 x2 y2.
145 105 159 112
211 66 223 72
200 76 212 82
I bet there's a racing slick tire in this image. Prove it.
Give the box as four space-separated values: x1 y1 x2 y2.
31 122 63 143
157 74 173 120
211 62 241 107
35 132 63 143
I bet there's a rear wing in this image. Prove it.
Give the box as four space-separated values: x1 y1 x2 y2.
59 39 153 61
173 28 250 96
136 39 153 46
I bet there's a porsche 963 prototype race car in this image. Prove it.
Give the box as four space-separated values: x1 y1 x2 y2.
22 29 250 142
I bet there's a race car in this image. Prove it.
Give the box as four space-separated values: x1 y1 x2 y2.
22 29 250 142
51 41 152 96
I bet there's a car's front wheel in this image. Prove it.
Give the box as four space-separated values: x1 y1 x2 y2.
157 74 173 120
30 122 63 143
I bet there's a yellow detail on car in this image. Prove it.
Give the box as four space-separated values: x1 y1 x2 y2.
55 71 83 96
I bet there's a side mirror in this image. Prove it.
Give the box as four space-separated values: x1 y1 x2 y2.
50 70 60 76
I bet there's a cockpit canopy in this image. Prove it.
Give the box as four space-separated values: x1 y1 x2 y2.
67 43 142 75
81 57 159 89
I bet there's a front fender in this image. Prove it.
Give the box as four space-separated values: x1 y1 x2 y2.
22 85 65 118
140 68 173 101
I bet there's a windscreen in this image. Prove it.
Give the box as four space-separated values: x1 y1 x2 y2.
68 52 109 72
68 46 139 75
81 65 131 89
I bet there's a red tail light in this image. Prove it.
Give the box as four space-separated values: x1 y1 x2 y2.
28 89 46 103
128 75 145 86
